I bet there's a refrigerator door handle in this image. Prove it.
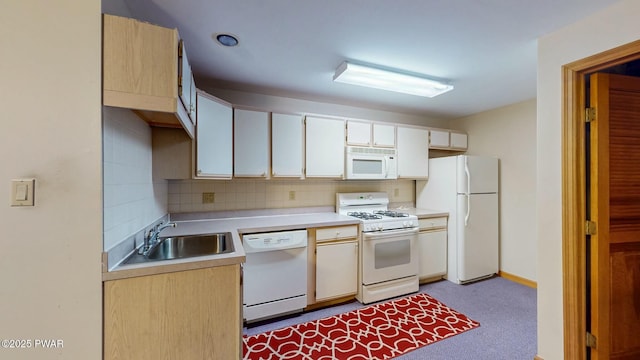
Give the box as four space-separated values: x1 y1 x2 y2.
464 157 471 226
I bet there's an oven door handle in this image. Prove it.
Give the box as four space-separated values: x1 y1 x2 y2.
363 227 419 239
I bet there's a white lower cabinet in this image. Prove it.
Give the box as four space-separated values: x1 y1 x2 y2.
315 240 358 301
314 224 359 302
417 217 448 281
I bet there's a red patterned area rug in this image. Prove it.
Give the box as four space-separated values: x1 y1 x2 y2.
242 293 480 360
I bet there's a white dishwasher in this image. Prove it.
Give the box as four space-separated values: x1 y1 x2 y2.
242 229 308 323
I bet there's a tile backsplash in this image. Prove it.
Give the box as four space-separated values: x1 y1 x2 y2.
168 179 414 213
103 107 167 251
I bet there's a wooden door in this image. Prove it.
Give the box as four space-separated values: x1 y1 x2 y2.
589 72 640 360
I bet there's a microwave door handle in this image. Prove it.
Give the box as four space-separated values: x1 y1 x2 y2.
384 157 388 178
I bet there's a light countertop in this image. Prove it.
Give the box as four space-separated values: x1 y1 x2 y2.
390 206 449 218
104 211 359 281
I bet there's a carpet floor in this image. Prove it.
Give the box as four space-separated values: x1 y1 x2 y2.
244 277 537 360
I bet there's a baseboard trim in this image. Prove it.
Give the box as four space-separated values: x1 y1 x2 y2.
498 271 537 289
534 355 544 360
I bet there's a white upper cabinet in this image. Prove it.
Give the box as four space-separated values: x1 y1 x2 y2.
346 121 371 146
233 109 270 178
347 121 396 148
429 129 468 151
195 91 233 178
397 126 429 179
429 129 450 148
450 132 468 150
372 123 396 147
272 113 304 178
179 41 196 125
305 116 345 178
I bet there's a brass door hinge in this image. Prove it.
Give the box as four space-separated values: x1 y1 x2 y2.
586 332 597 348
585 220 597 235
585 107 596 123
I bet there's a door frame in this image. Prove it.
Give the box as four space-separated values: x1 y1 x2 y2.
562 40 640 359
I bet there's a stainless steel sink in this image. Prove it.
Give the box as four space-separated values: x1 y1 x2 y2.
123 232 234 265
148 233 233 260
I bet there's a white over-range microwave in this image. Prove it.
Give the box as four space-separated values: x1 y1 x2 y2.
345 146 398 180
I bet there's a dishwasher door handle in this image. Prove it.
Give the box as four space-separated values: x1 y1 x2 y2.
243 230 308 253
244 242 307 253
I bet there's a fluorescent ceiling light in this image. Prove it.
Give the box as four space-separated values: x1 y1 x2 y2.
333 61 453 98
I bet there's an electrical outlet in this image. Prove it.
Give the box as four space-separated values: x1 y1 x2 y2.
394 188 400 197
288 191 296 201
202 192 215 204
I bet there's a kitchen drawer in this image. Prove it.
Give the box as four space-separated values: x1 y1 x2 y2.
418 217 447 230
316 225 358 242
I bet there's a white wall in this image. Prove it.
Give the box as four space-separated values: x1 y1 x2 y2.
0 1 102 359
450 99 537 282
103 107 167 251
537 0 640 358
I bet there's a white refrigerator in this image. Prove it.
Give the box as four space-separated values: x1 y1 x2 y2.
416 155 499 284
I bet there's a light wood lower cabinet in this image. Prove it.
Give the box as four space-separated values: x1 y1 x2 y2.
104 265 241 360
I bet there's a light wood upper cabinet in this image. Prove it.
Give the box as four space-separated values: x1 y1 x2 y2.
196 91 233 178
305 116 345 178
233 109 270 178
397 126 429 179
272 113 304 178
103 14 194 138
372 123 396 147
152 127 192 180
104 265 242 360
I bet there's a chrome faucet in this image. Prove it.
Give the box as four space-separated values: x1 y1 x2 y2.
139 221 177 256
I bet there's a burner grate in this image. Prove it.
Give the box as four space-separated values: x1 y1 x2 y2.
347 212 383 220
374 210 409 218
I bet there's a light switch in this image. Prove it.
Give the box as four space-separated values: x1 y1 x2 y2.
11 178 35 206
16 184 28 201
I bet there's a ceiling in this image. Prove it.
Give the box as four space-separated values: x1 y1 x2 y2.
114 0 621 119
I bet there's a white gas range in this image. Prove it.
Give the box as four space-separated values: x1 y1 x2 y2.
336 192 419 304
